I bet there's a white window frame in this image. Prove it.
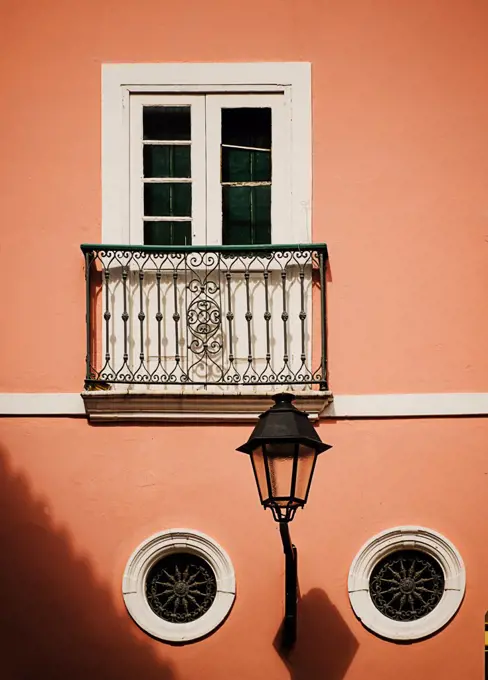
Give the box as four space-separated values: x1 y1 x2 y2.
122 528 235 642
102 62 312 245
348 526 466 641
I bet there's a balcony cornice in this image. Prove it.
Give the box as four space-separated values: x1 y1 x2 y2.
81 389 333 423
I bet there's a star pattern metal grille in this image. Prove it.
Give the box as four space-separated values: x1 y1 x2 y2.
369 549 445 621
146 553 217 623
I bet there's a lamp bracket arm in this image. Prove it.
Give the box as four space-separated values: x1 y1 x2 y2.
279 521 297 648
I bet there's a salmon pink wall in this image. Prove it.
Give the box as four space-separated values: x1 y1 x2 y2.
1 0 487 393
1 1 487 678
0 417 486 679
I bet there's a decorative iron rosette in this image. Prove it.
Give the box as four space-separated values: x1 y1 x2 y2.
369 549 444 621
146 553 217 623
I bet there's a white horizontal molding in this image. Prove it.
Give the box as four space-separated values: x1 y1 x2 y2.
322 392 488 418
0 392 487 419
0 393 86 415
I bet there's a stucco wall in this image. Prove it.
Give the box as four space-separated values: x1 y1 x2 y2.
0 417 486 679
1 0 487 393
1 0 487 678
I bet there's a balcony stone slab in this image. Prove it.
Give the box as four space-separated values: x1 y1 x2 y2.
82 387 333 422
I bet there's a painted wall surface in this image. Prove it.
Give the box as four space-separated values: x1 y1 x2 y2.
1 0 487 393
0 0 487 679
0 417 487 679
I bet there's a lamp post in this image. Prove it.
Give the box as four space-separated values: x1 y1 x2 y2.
237 393 331 647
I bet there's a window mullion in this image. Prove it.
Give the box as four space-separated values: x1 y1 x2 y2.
189 96 207 246
270 94 291 244
204 96 223 246
129 96 145 245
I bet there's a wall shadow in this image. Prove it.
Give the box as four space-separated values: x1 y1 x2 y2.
275 588 358 680
0 443 176 680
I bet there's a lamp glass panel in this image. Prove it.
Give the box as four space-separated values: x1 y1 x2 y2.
295 446 317 501
265 443 297 500
250 447 269 503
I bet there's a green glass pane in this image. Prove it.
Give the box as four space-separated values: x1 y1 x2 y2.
144 221 192 246
144 183 191 217
143 106 191 141
222 185 271 245
144 145 191 178
222 108 271 148
222 147 271 182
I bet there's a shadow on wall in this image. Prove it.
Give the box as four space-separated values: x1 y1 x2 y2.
0 444 176 680
275 588 359 680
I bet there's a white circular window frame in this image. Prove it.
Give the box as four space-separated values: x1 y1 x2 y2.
123 528 236 643
348 526 465 641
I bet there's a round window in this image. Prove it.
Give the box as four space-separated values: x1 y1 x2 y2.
123 529 236 643
348 526 465 641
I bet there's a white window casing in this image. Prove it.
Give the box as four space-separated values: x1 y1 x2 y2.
348 526 466 641
102 62 311 246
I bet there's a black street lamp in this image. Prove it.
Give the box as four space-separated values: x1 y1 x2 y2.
237 393 332 647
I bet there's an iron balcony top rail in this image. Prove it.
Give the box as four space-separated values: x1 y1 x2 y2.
81 242 328 256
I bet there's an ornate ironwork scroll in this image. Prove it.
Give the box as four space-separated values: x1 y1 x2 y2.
146 553 217 623
369 549 445 621
185 251 224 383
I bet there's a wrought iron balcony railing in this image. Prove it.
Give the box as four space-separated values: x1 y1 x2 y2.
81 243 328 390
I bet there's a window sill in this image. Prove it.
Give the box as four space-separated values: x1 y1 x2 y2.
81 387 333 422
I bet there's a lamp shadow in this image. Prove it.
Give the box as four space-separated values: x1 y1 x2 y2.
0 443 176 680
274 588 359 680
